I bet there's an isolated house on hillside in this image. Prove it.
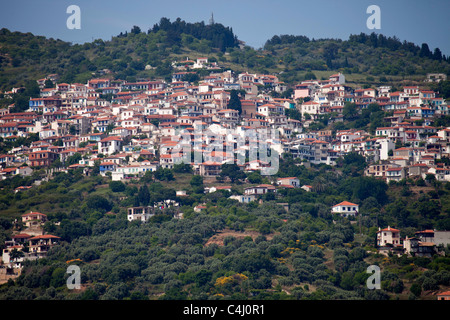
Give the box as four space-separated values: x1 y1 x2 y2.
331 201 358 217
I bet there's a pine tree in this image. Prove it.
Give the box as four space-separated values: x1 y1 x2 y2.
433 48 442 61
419 43 432 58
138 185 151 206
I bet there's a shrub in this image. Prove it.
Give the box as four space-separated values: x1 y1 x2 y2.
109 181 125 192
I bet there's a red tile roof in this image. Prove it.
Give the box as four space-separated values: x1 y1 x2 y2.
333 201 358 207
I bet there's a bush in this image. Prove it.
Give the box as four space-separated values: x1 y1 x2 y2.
422 277 439 291
86 195 112 213
410 282 422 297
109 181 125 192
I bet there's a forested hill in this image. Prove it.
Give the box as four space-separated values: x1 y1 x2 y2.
0 17 449 93
147 17 239 51
263 33 450 85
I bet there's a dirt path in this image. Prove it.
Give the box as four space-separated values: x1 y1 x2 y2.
205 228 274 246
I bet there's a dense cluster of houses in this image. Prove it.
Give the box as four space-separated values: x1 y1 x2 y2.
0 67 448 185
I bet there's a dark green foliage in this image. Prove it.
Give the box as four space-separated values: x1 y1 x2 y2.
190 175 204 194
56 220 91 242
430 80 450 100
109 181 126 192
338 152 367 176
149 17 238 52
1 161 449 300
284 108 302 121
172 163 192 173
265 34 310 47
219 163 246 183
154 168 174 181
86 195 112 213
190 175 203 187
137 184 150 206
246 171 263 184
227 90 242 114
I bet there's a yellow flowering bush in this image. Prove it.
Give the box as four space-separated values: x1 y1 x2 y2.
214 273 248 287
277 257 287 264
215 276 234 287
281 247 300 256
234 273 248 281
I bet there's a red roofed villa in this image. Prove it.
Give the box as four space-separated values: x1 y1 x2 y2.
331 201 359 217
21 211 47 228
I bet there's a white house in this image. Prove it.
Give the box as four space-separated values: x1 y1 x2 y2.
331 201 359 217
437 128 450 142
98 136 122 155
377 226 401 247
376 138 395 161
244 184 277 195
111 164 157 181
2 245 26 266
386 167 406 183
229 194 256 203
193 57 208 69
300 101 321 119
127 206 154 222
276 177 300 187
205 185 232 193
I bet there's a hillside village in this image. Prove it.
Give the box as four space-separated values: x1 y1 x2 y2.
1 58 450 296
1 62 449 186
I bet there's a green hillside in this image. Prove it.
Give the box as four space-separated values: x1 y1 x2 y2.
0 18 449 94
0 17 238 91
263 33 450 87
